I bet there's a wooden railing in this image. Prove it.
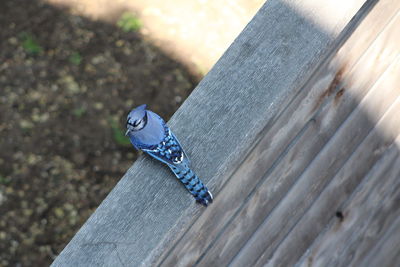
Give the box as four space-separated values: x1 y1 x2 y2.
53 0 400 266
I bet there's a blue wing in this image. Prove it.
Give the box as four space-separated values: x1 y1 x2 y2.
141 126 213 206
142 128 189 167
169 131 190 164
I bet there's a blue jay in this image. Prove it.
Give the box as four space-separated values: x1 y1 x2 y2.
125 104 213 206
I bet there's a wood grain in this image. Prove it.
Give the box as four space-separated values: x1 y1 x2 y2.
257 98 400 266
358 215 400 267
158 1 383 266
230 56 400 267
296 136 400 267
193 3 400 267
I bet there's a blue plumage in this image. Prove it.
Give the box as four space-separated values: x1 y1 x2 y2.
126 104 213 206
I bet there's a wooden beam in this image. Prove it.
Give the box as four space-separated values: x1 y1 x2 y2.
359 215 400 267
184 1 400 266
297 135 400 267
257 97 400 266
230 57 400 267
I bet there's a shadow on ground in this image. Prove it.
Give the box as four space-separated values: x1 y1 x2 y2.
0 0 197 265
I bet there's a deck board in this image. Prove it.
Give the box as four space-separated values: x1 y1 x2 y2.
297 135 400 267
359 214 400 267
261 134 400 267
194 2 400 266
159 2 377 266
155 1 369 266
231 58 400 267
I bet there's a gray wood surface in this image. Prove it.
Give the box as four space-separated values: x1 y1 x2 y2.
230 57 400 267
263 137 400 266
259 99 400 267
297 135 400 267
51 0 400 266
359 213 400 267
158 1 369 266
190 1 400 266
235 5 400 265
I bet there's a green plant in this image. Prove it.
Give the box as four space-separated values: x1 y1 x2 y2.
69 52 82 65
0 175 11 185
72 107 86 117
110 119 131 146
19 32 43 55
117 12 142 32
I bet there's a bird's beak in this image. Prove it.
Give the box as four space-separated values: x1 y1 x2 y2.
125 129 130 136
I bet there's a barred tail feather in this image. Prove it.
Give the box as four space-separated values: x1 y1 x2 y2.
170 166 213 206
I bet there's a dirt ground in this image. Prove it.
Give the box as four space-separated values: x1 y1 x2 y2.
45 0 264 74
0 0 197 265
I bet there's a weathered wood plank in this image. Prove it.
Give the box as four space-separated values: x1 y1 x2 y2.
159 1 381 266
359 215 400 267
190 4 400 267
229 54 400 267
334 0 400 73
256 98 400 266
52 0 367 266
296 136 400 267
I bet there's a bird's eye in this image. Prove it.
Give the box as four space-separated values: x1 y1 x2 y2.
127 112 147 131
133 119 141 127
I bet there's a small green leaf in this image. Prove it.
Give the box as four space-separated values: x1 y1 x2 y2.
117 13 142 32
72 107 86 117
0 175 11 185
19 32 43 55
110 119 131 146
69 52 82 65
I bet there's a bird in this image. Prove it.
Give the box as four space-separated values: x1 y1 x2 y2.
125 104 213 206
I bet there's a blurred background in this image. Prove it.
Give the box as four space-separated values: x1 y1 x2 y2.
0 0 262 265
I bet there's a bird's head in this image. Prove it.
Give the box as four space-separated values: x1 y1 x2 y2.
126 104 148 135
